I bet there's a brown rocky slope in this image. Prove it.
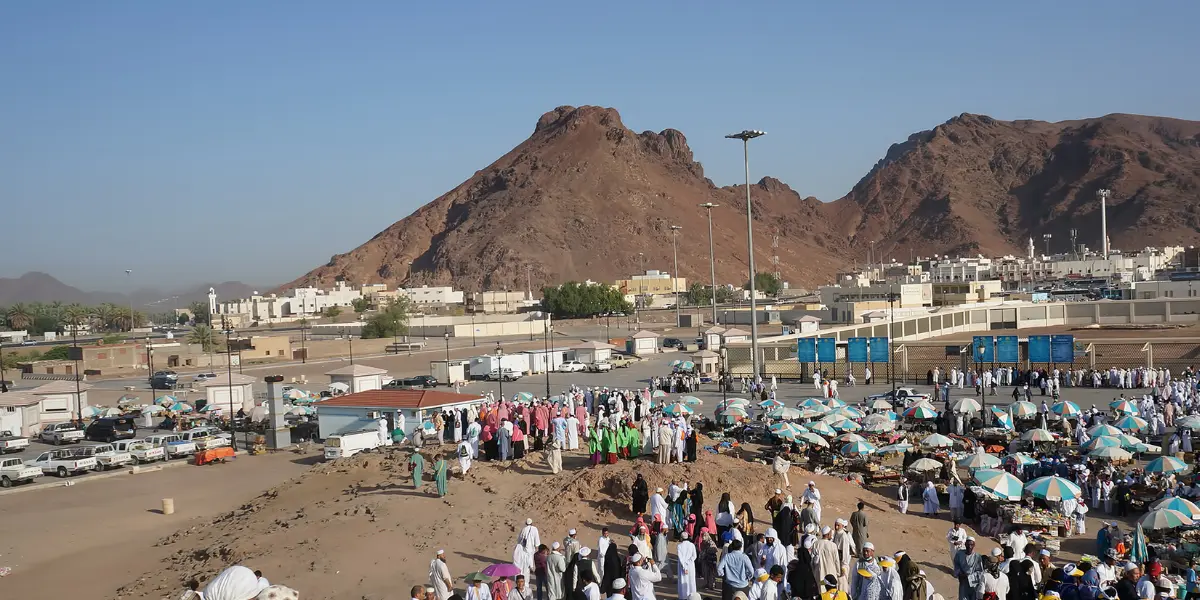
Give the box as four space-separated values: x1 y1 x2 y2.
283 105 846 293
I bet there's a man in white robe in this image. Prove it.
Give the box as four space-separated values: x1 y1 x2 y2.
801 482 823 524
832 520 854 591
467 420 482 458
764 528 789 591
458 440 473 475
430 550 454 600
676 532 697 600
566 415 580 450
649 488 669 524
948 480 965 521
514 518 540 581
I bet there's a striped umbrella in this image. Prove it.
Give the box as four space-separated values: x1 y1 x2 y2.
677 361 695 370
1024 476 1082 501
833 433 867 444
973 469 1025 501
681 396 703 406
807 421 836 437
921 433 955 448
834 406 866 419
721 398 752 407
669 360 683 367
798 398 826 408
1177 415 1200 430
907 458 942 472
825 398 847 408
798 408 827 419
1005 453 1038 467
953 397 982 413
720 406 749 419
515 392 535 402
1114 433 1144 449
904 405 938 420
957 452 1002 470
1131 524 1149 565
1139 508 1194 530
169 401 193 413
798 432 829 447
1114 415 1148 431
1146 456 1189 474
770 422 806 439
840 441 878 456
1088 424 1122 437
995 412 1015 430
663 403 694 416
767 407 802 420
1131 442 1161 454
1051 401 1082 417
1020 428 1056 443
863 419 896 433
1010 401 1038 418
157 394 179 406
651 390 668 398
1152 496 1200 519
989 405 1009 418
1110 399 1138 414
81 405 105 418
869 398 894 410
1084 436 1123 450
831 419 862 432
1088 446 1132 461
876 441 913 454
759 399 785 410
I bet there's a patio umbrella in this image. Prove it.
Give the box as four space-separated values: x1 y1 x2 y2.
169 401 193 413
663 403 694 416
249 405 267 421
840 441 877 457
863 419 896 434
1010 401 1038 418
1131 442 1161 454
1130 523 1149 565
1020 428 1056 443
770 422 806 439
462 572 491 584
869 398 894 410
1088 446 1132 461
831 419 862 432
876 442 913 454
1024 476 1082 501
973 469 1024 501
1177 415 1200 430
1114 415 1148 431
678 361 696 370
1139 508 1194 530
481 564 522 578
759 399 785 410
720 398 751 408
1114 433 1144 449
283 388 308 400
1084 436 1123 450
142 404 166 415
1146 456 1189 474
720 406 749 418
921 433 955 448
680 396 703 406
198 404 217 413
833 433 867 444
952 397 982 413
81 405 105 418
669 360 683 367
957 452 1001 470
651 390 668 398
907 458 942 472
1051 401 1082 417
1004 453 1038 467
798 408 827 419
515 392 535 402
1110 399 1138 414
288 405 314 416
825 398 847 408
1088 424 1122 437
767 407 802 420
117 394 140 405
798 398 825 408
807 421 836 437
833 406 865 420
994 412 1015 430
158 395 179 406
1152 496 1200 519
328 381 350 393
904 405 938 420
798 432 829 447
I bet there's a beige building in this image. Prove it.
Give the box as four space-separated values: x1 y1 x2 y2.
616 270 687 296
931 280 1004 306
228 335 292 361
473 291 527 314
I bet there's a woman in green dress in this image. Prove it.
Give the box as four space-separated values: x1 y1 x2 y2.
409 451 426 489
433 454 449 497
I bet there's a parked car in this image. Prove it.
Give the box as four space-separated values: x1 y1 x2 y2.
84 417 136 442
142 433 198 459
609 355 640 369
193 372 218 382
557 361 587 373
1 457 43 487
324 429 384 460
662 338 685 349
150 370 179 390
25 449 96 477
180 427 230 450
110 439 166 464
865 387 930 405
485 368 523 382
70 444 134 471
0 431 30 454
39 423 84 445
390 375 439 388
587 361 613 373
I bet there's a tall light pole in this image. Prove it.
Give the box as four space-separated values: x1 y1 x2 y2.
669 225 682 326
1043 233 1053 257
496 344 505 403
125 269 134 332
726 129 765 379
1098 188 1111 256
543 316 551 399
700 203 720 326
635 252 645 326
1070 228 1079 260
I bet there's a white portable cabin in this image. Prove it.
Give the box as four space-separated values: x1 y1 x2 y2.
431 360 468 385
629 330 660 357
522 348 568 374
468 354 531 379
325 364 388 393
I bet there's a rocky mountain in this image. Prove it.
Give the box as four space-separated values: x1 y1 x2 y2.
286 108 1200 294
284 105 848 293
828 113 1200 262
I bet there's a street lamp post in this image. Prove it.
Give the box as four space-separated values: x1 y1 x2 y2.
496 345 505 403
700 203 720 326
1043 233 1053 256
444 331 450 364
726 129 766 379
669 225 682 327
636 252 645 326
543 315 552 399
222 317 237 451
0 341 7 393
125 269 134 332
888 289 897 392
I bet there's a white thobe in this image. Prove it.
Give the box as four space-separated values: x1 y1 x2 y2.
802 488 823 523
628 563 663 600
566 417 580 450
649 493 669 523
676 540 697 600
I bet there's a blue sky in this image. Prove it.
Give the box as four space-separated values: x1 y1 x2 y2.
3 1 1198 291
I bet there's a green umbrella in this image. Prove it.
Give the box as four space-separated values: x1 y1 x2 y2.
462 572 492 583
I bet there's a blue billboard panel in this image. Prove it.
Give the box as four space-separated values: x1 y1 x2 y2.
1051 335 1075 363
848 337 868 363
972 336 995 362
797 338 816 363
816 338 837 363
869 337 890 363
1028 335 1051 363
996 336 1019 363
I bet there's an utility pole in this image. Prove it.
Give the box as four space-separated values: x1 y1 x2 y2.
125 269 134 332
1070 228 1078 260
543 315 551 399
1043 233 1053 257
222 315 236 451
670 225 682 327
725 129 765 379
700 203 720 327
0 341 7 393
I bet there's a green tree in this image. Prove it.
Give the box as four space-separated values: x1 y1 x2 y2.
60 304 92 337
6 304 33 330
188 301 211 325
188 324 221 352
541 282 633 319
323 306 343 319
684 283 737 306
360 297 411 339
40 345 70 361
743 272 782 297
351 297 372 314
101 333 126 344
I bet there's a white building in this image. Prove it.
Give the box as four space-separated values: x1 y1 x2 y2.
930 257 993 282
325 364 388 393
201 373 256 413
629 330 660 356
284 282 362 316
315 389 485 440
30 380 91 427
399 286 465 305
570 341 615 365
0 392 41 436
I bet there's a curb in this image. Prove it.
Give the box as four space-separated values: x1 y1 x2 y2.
0 450 250 498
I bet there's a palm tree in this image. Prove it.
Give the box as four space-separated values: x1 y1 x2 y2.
188 324 219 352
60 305 90 336
6 304 33 330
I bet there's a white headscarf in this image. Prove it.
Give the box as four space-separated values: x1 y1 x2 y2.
204 566 263 600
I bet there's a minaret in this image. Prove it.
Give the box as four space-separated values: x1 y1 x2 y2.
1027 237 1035 259
208 287 217 315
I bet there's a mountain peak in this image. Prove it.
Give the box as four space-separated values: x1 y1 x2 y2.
534 105 625 134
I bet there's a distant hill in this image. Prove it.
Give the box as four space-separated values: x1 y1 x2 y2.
0 272 262 310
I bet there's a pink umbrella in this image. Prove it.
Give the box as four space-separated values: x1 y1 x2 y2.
481 564 521 578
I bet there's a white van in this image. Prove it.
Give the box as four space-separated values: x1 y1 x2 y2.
324 430 384 460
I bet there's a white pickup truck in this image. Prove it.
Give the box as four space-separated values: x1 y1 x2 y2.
0 430 30 454
1 457 43 487
110 439 166 464
39 422 85 445
180 427 231 450
26 449 97 477
143 433 197 459
70 444 135 471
